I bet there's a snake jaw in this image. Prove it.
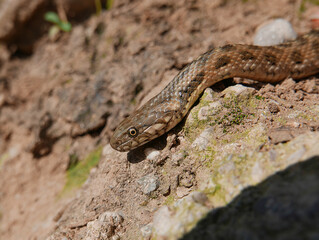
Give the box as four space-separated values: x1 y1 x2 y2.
110 107 174 151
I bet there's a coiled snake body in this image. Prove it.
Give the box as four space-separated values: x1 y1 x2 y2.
111 31 319 152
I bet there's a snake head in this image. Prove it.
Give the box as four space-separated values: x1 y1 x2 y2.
110 102 174 152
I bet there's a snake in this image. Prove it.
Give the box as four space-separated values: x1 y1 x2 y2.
110 30 319 152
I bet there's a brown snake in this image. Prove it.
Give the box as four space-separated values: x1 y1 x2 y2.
110 31 319 152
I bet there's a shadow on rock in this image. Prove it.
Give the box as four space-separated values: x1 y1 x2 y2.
181 155 319 240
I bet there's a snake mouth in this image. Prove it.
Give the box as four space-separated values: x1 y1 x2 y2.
111 136 143 152
110 139 129 152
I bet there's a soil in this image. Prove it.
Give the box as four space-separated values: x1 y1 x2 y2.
0 0 318 239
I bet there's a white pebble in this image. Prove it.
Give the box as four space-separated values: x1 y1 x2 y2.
254 19 297 46
144 148 161 161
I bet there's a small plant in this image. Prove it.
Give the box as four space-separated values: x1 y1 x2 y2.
255 95 265 100
44 11 72 38
211 98 252 133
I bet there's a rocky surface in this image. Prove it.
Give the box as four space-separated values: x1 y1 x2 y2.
0 0 318 240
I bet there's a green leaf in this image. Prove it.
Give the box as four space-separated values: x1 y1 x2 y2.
59 21 72 32
44 11 61 24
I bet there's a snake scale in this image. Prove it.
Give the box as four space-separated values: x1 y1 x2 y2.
111 30 319 152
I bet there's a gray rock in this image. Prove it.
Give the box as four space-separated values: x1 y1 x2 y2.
137 174 160 195
191 127 214 150
254 19 297 46
198 101 222 121
152 193 209 239
140 223 153 239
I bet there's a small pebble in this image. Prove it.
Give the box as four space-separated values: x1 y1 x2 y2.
254 19 297 46
137 174 160 195
179 171 195 188
144 148 161 161
140 223 153 239
171 152 185 166
85 211 123 240
188 192 208 205
223 84 255 98
268 102 280 113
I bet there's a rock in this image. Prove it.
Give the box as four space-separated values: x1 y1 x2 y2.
137 174 160 195
254 19 297 46
140 223 153 239
171 152 186 166
181 192 208 206
152 206 172 237
201 88 216 102
152 193 209 239
198 101 222 121
144 148 161 161
178 170 195 188
267 101 280 113
180 155 319 240
222 84 255 98
85 211 123 240
268 127 295 144
191 127 214 150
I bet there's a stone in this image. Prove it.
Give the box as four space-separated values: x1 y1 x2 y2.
254 19 297 46
137 174 160 195
140 223 153 239
85 211 123 240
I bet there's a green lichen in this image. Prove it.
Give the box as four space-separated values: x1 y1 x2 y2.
274 116 287 125
203 147 216 168
164 195 175 206
297 112 317 121
211 95 255 133
60 147 102 197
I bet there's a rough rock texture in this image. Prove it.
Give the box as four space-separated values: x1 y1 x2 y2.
0 0 318 240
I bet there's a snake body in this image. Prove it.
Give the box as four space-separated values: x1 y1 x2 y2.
111 31 319 152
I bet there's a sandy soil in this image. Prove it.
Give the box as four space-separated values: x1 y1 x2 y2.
0 0 318 239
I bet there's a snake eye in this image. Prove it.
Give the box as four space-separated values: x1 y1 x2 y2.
128 127 138 138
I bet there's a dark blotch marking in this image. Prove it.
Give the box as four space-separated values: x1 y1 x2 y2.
220 44 235 52
219 72 232 79
264 52 277 65
215 55 231 69
247 45 260 50
178 71 205 107
296 36 308 46
279 41 293 48
239 50 255 61
312 40 319 55
198 50 212 66
270 46 284 54
291 50 303 64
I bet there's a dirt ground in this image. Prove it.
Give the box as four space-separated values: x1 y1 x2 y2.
0 0 318 239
